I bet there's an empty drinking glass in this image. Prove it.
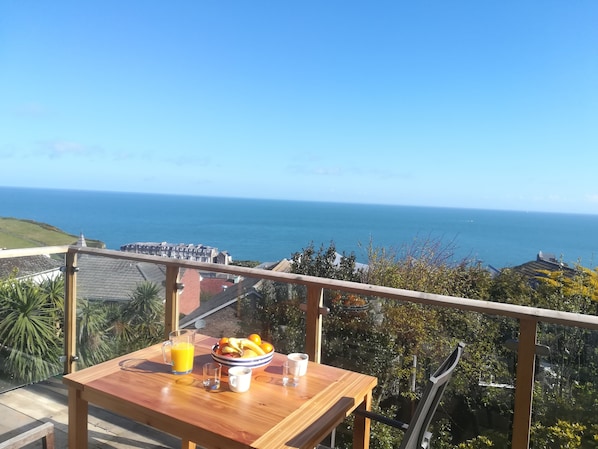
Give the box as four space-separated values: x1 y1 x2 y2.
282 360 301 387
203 362 221 391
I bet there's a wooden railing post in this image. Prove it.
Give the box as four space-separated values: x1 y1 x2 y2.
63 250 78 374
305 285 324 363
511 318 538 449
164 265 181 338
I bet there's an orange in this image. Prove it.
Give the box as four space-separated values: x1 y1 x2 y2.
218 337 229 347
260 342 274 353
248 333 262 345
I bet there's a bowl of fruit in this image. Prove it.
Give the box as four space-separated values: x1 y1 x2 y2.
211 334 275 370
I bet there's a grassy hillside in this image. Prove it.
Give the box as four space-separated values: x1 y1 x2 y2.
0 217 105 249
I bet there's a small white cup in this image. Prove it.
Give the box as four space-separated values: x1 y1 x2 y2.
228 366 252 393
287 353 309 377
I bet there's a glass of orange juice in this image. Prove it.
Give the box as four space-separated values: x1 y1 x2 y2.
162 329 195 374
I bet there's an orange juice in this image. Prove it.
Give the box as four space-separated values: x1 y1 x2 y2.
171 342 194 374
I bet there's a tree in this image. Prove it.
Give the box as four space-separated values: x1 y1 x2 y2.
536 266 598 310
365 240 507 445
76 298 114 368
239 280 305 354
116 282 164 351
532 420 586 449
0 276 62 383
75 239 592 448
290 241 362 282
525 267 598 446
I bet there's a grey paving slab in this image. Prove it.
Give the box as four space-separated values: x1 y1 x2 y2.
0 377 181 449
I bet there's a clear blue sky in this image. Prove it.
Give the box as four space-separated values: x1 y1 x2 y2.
1 1 597 214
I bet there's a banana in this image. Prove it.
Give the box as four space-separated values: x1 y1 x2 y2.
227 338 244 355
221 345 239 355
239 338 266 356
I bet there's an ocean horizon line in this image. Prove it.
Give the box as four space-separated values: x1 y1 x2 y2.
2 184 596 219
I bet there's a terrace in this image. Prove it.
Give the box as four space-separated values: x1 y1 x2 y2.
1 245 598 448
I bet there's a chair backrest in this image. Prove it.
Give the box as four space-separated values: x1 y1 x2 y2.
399 342 466 449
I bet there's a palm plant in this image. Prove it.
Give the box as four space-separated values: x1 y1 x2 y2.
0 278 61 383
119 282 164 351
76 298 114 367
40 275 65 311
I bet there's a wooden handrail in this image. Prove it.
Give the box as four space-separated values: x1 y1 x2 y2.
66 246 598 331
0 246 69 257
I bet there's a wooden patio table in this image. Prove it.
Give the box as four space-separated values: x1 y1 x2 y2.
63 333 377 449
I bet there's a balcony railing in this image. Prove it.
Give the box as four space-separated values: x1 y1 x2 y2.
2 245 598 449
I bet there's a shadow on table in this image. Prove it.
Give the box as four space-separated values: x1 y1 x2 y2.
119 359 169 373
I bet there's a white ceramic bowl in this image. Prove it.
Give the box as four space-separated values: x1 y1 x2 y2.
211 344 274 370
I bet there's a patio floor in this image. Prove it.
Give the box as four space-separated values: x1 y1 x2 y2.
0 376 181 448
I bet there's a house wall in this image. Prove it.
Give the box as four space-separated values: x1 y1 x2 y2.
179 269 201 315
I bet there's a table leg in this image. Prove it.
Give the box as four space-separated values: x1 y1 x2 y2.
181 439 196 449
67 386 88 449
352 390 373 449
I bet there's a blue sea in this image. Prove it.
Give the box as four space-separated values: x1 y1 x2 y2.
1 186 597 269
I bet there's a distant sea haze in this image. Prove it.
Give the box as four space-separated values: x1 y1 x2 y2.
1 187 597 269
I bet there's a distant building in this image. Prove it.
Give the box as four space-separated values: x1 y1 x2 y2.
179 259 292 334
76 255 167 302
512 251 578 288
72 235 200 308
0 253 62 283
120 242 232 265
513 251 576 277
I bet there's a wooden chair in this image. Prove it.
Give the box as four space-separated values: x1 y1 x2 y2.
0 422 55 449
319 342 466 449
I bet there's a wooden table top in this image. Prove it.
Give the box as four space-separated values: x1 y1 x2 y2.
63 333 377 449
